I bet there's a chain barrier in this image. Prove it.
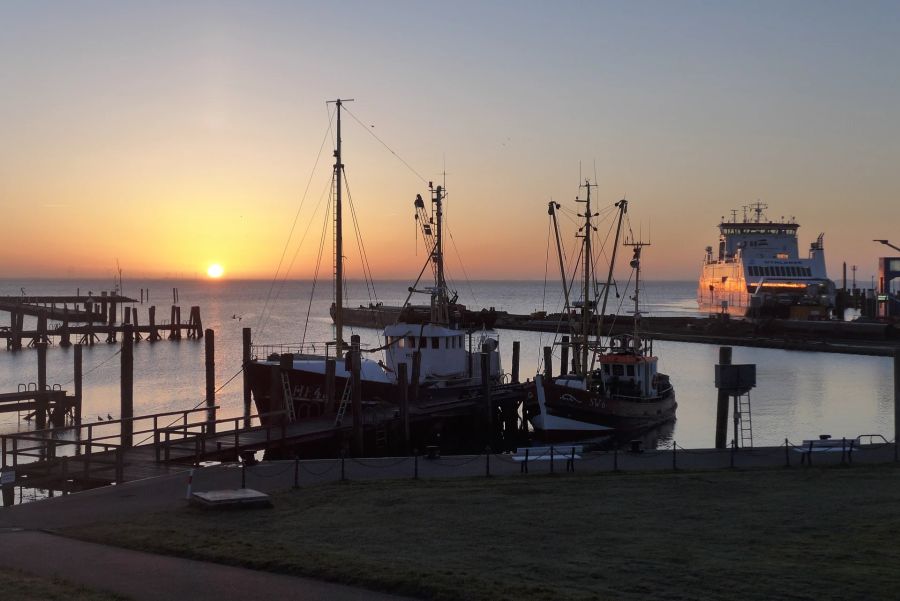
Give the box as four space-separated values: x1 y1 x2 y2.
349 457 410 469
299 461 339 477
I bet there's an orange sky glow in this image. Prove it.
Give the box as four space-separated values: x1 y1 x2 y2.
1 2 898 285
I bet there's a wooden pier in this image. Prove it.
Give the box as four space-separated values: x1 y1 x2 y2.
0 293 203 350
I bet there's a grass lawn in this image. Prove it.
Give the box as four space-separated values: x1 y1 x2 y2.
65 466 900 601
0 567 126 601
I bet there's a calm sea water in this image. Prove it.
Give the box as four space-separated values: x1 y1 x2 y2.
0 278 894 448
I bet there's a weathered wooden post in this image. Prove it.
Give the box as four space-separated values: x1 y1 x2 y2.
205 328 216 434
59 308 71 347
481 345 493 440
108 302 118 343
560 335 570 376
398 362 409 453
350 335 363 455
148 306 161 342
121 324 134 448
36 342 48 430
325 358 336 413
715 346 733 449
543 346 553 380
410 350 421 404
74 344 83 424
895 349 900 461
511 341 520 384
278 354 293 422
242 327 252 427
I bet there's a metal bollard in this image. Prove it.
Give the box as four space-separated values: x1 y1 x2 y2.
521 448 529 474
550 445 555 474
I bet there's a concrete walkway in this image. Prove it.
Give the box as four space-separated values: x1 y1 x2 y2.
0 530 410 601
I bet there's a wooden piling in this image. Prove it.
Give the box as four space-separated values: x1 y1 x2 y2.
242 327 252 428
148 306 161 342
278 354 293 420
121 324 134 448
36 342 48 430
350 335 363 455
894 349 900 456
205 329 216 434
107 302 118 343
561 335 570 376
715 346 732 449
543 346 553 380
481 348 492 437
60 308 71 347
410 350 421 403
398 362 409 453
325 358 336 412
74 344 83 424
511 341 520 384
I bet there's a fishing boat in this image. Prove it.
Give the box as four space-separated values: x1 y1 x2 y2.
531 182 677 430
246 100 502 425
698 203 836 318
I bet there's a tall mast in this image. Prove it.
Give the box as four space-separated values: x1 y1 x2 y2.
328 97 353 357
575 180 597 375
591 198 627 371
432 184 449 324
548 201 571 312
625 240 649 352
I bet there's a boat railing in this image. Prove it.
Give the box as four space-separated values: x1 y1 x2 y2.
251 341 377 361
609 385 673 403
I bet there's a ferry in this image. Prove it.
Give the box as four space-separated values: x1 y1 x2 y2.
698 203 836 319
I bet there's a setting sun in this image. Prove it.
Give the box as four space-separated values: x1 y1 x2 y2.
207 264 224 278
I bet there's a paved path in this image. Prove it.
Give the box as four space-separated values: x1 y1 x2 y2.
0 530 410 601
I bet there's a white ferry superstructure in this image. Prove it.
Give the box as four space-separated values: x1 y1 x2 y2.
697 203 835 318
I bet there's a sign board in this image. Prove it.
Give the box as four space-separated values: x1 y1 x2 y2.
715 364 756 393
0 469 15 486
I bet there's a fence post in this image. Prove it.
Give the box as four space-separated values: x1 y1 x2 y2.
568 446 576 473
807 439 814 466
521 448 529 474
784 438 790 467
185 469 194 500
241 462 246 489
550 445 555 474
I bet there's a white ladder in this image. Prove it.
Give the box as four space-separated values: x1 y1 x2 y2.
737 392 753 448
280 372 297 422
334 379 352 426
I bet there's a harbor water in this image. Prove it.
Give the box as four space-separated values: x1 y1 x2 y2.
0 278 894 449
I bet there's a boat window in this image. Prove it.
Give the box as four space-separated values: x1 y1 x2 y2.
613 364 625 376
626 365 635 376
431 337 440 349
408 336 416 348
420 337 427 349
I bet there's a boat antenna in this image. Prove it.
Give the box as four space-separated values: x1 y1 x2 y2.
327 97 354 358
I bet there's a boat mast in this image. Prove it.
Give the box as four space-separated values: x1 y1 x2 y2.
591 198 627 370
575 180 597 375
548 201 571 312
625 240 649 352
329 97 353 357
432 184 450 324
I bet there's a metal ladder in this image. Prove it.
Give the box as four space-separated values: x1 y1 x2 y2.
334 380 352 427
736 392 753 448
280 372 297 422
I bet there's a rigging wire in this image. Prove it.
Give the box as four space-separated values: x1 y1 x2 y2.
301 187 332 350
255 114 333 335
343 106 429 185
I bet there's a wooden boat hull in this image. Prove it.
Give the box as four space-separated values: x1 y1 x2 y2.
540 378 677 430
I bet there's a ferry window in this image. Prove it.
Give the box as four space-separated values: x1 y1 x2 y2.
626 365 635 376
407 336 415 348
431 337 439 349
419 337 427 349
613 364 625 376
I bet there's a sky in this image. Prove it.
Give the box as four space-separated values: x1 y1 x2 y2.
1 0 899 284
